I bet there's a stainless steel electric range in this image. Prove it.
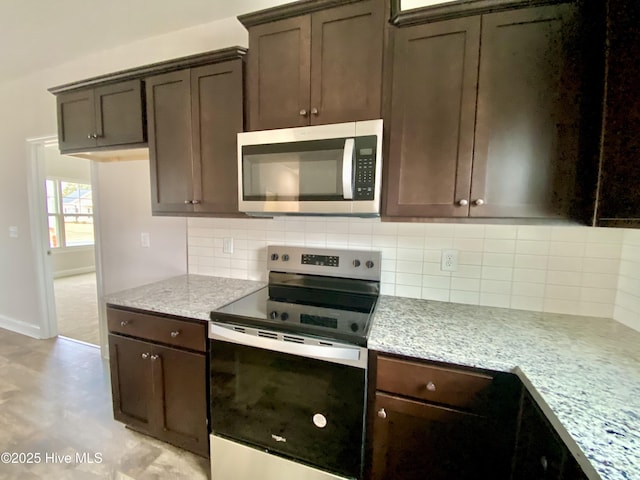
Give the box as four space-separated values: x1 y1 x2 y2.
208 245 381 480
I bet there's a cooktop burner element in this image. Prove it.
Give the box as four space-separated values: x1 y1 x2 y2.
210 246 381 347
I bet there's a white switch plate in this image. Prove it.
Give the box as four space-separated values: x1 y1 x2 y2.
223 237 234 254
141 232 150 248
9 226 18 238
441 249 458 272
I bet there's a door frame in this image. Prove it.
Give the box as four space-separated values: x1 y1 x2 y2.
26 135 108 357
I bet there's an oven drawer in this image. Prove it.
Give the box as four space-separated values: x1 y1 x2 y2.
107 307 206 353
376 355 494 412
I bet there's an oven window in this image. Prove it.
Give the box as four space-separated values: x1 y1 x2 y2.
210 340 365 478
242 139 349 201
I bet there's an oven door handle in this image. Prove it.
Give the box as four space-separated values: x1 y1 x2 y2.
342 138 355 200
209 324 362 363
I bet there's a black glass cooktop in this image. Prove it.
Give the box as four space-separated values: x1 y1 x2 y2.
210 278 378 347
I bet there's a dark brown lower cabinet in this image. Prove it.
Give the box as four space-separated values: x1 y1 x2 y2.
511 391 589 480
371 392 493 480
108 333 208 457
370 353 519 480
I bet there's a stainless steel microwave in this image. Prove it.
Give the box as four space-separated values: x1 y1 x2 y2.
237 119 383 216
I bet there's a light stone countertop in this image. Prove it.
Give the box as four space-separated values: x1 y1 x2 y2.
104 275 639 480
369 295 640 480
104 274 266 321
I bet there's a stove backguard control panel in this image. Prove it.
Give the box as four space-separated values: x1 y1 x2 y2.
267 245 381 281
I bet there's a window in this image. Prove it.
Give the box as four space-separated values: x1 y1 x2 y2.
46 179 94 248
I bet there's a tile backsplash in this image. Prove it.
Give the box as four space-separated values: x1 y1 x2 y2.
188 217 629 321
615 229 640 331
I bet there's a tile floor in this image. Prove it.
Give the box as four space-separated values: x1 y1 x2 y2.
0 328 208 479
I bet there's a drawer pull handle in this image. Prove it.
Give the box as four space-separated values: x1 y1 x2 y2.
141 353 149 360
150 354 159 361
120 321 128 327
377 408 387 419
426 381 437 392
170 331 180 338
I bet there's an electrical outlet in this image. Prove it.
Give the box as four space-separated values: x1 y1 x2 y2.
441 249 458 272
141 232 150 248
8 226 18 238
223 237 234 254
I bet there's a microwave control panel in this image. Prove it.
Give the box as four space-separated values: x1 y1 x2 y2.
354 136 377 200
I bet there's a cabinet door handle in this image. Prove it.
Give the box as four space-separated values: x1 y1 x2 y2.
426 381 436 392
540 456 548 471
92 133 99 139
141 352 149 359
192 200 201 205
150 354 159 361
473 198 484 206
299 109 308 117
87 134 93 139
457 199 468 206
170 331 180 338
184 200 192 204
120 321 128 327
377 408 387 419
310 107 319 116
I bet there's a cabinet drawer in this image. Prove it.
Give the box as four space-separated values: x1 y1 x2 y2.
107 307 206 353
376 355 493 411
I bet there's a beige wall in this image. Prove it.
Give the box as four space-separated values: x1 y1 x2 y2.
95 160 187 295
0 3 285 337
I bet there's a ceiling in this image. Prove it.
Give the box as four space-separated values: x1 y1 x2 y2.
0 0 285 84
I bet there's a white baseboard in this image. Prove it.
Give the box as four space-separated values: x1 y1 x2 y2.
53 267 96 279
0 314 43 339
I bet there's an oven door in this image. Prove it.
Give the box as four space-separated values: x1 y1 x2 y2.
209 325 367 479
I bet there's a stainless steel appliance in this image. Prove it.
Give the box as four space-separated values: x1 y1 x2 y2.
237 119 383 216
208 246 381 480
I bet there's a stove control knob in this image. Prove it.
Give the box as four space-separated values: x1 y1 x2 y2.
282 254 290 262
365 260 375 269
353 259 361 268
281 312 289 321
269 311 278 320
270 253 279 261
350 323 359 332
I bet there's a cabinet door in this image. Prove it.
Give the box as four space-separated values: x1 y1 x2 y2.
94 80 145 148
247 15 311 130
385 17 480 217
511 393 567 479
191 60 243 215
146 70 194 214
151 344 208 457
108 334 154 434
371 392 493 480
309 0 384 125
597 0 640 226
56 89 96 151
471 4 580 218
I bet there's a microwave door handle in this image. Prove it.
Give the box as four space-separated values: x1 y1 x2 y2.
342 138 355 200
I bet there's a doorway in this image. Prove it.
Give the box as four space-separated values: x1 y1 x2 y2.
27 136 103 349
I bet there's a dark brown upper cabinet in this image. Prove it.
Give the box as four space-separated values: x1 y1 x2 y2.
239 0 386 131
595 0 640 227
55 80 146 153
385 2 584 220
146 51 245 216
